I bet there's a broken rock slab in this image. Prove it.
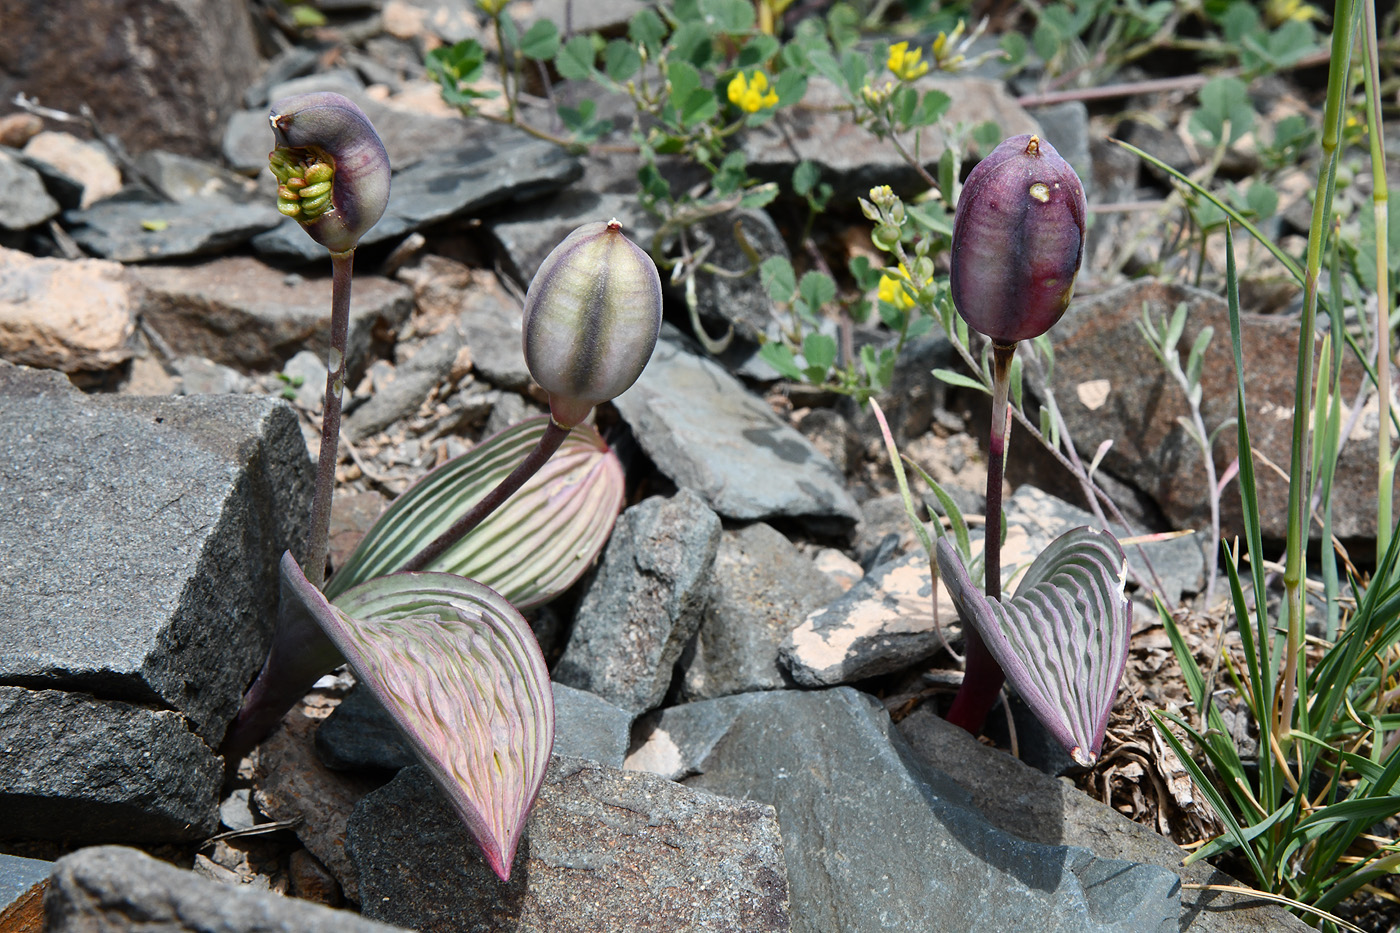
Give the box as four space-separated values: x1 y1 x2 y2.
0 149 59 231
347 757 791 933
553 490 722 716
686 687 1180 933
0 246 136 373
0 687 221 843
0 851 50 931
613 334 860 535
134 255 413 377
64 194 283 263
0 363 313 743
44 846 410 933
625 692 769 782
680 522 843 701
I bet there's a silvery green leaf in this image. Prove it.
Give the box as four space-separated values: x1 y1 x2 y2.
936 527 1131 766
281 553 553 880
327 417 623 607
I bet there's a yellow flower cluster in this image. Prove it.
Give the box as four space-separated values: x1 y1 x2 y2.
878 265 916 311
886 41 929 82
727 70 779 113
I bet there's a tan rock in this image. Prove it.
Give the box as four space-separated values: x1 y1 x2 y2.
0 247 136 372
23 132 122 208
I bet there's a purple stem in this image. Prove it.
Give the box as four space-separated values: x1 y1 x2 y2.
399 419 571 573
945 342 1016 735
304 250 355 589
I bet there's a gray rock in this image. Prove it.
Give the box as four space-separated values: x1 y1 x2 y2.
740 75 1040 200
896 707 1314 932
317 682 634 771
132 150 259 204
348 758 791 932
45 846 410 933
345 316 465 441
0 687 221 842
1041 279 1379 542
1029 101 1093 202
780 549 960 686
554 491 721 716
15 147 86 211
0 148 59 231
690 207 788 345
687 688 1179 933
614 335 861 533
0 0 261 160
625 693 768 781
254 123 583 264
488 189 656 286
173 355 256 396
457 276 530 390
278 350 329 411
844 332 960 446
0 246 137 373
0 852 50 919
481 390 544 438
243 46 321 108
681 522 842 700
0 363 313 742
64 195 283 263
1006 483 1206 603
133 255 412 377
219 788 258 833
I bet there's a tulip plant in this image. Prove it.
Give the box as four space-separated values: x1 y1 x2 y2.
223 92 662 880
872 136 1133 767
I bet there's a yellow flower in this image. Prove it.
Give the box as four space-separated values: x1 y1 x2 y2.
878 265 916 311
887 41 929 82
727 70 779 113
1265 0 1320 23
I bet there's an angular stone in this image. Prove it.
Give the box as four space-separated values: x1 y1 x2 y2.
554 491 722 716
253 123 583 264
681 522 842 700
134 256 412 376
687 688 1179 933
740 75 1040 200
1041 280 1378 542
348 758 791 932
345 310 467 441
0 1 261 160
132 149 260 205
626 693 767 781
0 852 50 929
64 196 283 263
0 687 221 842
456 271 531 391
614 335 860 533
0 148 58 231
0 364 313 742
22 132 122 209
317 682 634 772
45 846 410 933
780 549 961 686
0 246 136 372
896 707 1314 932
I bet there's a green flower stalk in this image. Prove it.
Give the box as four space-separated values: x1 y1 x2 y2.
944 134 1088 736
267 91 391 589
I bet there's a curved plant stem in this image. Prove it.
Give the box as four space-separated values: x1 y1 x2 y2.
945 342 1016 734
400 419 571 573
304 249 355 590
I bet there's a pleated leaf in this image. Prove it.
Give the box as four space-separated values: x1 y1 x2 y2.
936 527 1131 766
326 417 624 607
280 552 553 880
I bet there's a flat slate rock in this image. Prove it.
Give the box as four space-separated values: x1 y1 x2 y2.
613 335 860 533
317 682 634 772
348 757 791 933
133 255 413 376
0 363 313 742
686 687 1180 933
896 707 1314 932
45 846 410 933
680 522 842 701
253 122 583 264
0 687 221 842
64 194 283 262
625 693 768 782
0 148 59 231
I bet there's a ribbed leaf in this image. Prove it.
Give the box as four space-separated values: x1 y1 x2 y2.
326 418 624 607
937 527 1131 766
280 553 554 880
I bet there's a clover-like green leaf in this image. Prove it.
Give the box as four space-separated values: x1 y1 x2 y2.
281 553 553 880
326 418 624 608
936 527 1131 766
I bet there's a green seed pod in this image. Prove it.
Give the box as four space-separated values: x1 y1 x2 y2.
522 220 663 428
949 134 1087 345
268 92 391 255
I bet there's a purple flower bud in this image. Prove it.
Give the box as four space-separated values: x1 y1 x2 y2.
949 134 1087 345
522 220 662 428
268 92 390 255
